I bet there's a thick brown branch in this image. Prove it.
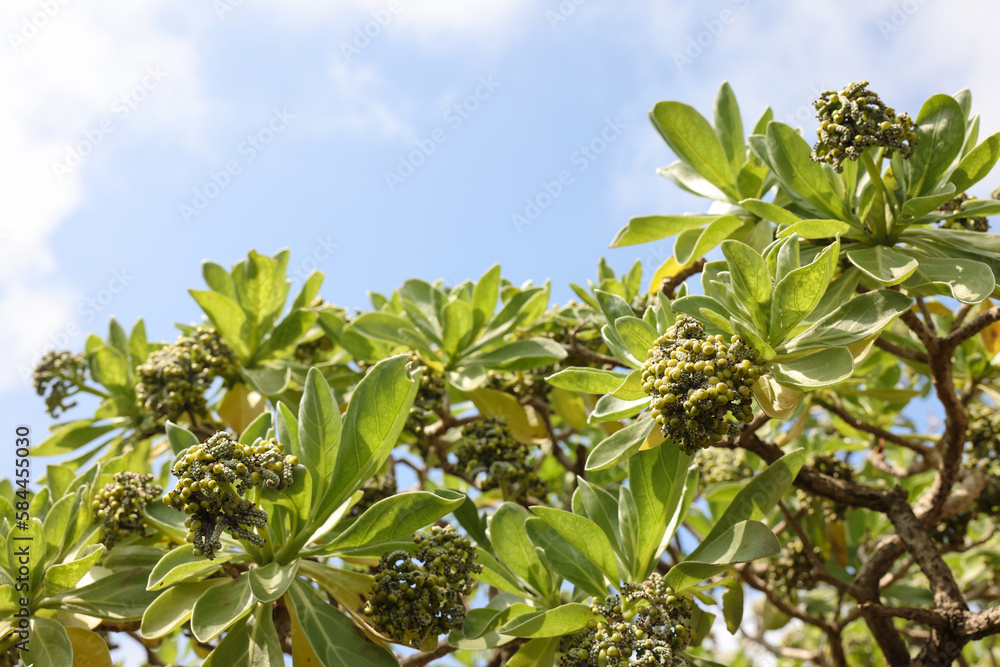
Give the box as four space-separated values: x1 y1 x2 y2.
401 644 458 667
659 258 706 298
945 306 1000 349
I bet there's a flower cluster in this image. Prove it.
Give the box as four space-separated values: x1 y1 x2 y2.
810 81 917 172
455 418 548 499
293 335 335 365
364 526 481 648
694 447 754 490
32 350 88 418
92 472 162 549
642 315 760 455
937 193 989 232
163 432 297 559
560 573 692 667
135 327 238 425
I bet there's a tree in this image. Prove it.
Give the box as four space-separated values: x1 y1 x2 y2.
6 80 1000 666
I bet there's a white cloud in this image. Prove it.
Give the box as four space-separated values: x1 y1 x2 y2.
0 1 209 390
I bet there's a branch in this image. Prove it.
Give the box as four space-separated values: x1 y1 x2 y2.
873 335 929 364
401 644 457 667
814 397 934 459
659 258 706 298
945 306 1000 349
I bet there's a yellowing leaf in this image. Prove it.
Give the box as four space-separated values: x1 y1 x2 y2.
549 388 589 431
648 257 685 293
66 627 113 667
289 595 321 667
639 427 667 451
980 300 1000 355
218 383 267 433
828 519 847 566
469 388 547 444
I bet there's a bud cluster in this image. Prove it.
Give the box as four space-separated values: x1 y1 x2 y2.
163 432 297 559
930 510 974 548
694 447 754 490
364 526 481 648
810 81 917 172
966 403 1000 515
350 474 398 518
135 327 238 424
796 452 855 520
455 418 548 499
560 573 692 667
938 193 989 233
767 538 817 598
402 352 447 455
642 315 760 455
484 368 552 400
32 350 88 417
92 472 162 549
293 335 335 366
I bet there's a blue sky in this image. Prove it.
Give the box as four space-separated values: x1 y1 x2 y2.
4 1 1000 488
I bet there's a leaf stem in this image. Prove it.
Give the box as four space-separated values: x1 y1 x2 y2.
861 151 890 243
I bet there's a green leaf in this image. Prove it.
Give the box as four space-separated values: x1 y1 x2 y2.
128 319 149 369
545 368 628 394
739 199 802 226
585 418 655 471
666 520 781 592
900 184 958 220
609 215 716 247
723 581 744 633
325 355 417 517
629 444 693 579
203 603 285 667
50 567 159 621
530 507 619 584
903 256 996 304
785 290 913 351
166 421 199 456
232 249 290 340
88 344 131 391
21 617 72 667
613 316 658 361
350 312 419 347
769 241 838 343
846 247 920 286
141 579 229 640
776 219 854 239
472 264 502 334
572 480 623 557
491 503 555 601
714 81 745 173
242 366 293 396
249 560 300 603
324 490 465 553
190 574 255 643
674 216 748 265
507 637 560 667
658 161 729 201
467 337 567 371
442 298 474 358
147 544 227 591
239 411 273 445
736 162 769 200
770 347 855 389
44 544 104 593
765 122 844 220
257 310 318 360
950 132 1000 193
908 94 966 197
203 261 236 299
276 401 301 459
299 367 342 513
721 239 771 308
650 101 737 200
499 603 597 638
189 289 251 359
524 519 608 599
691 449 805 557
286 578 398 667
